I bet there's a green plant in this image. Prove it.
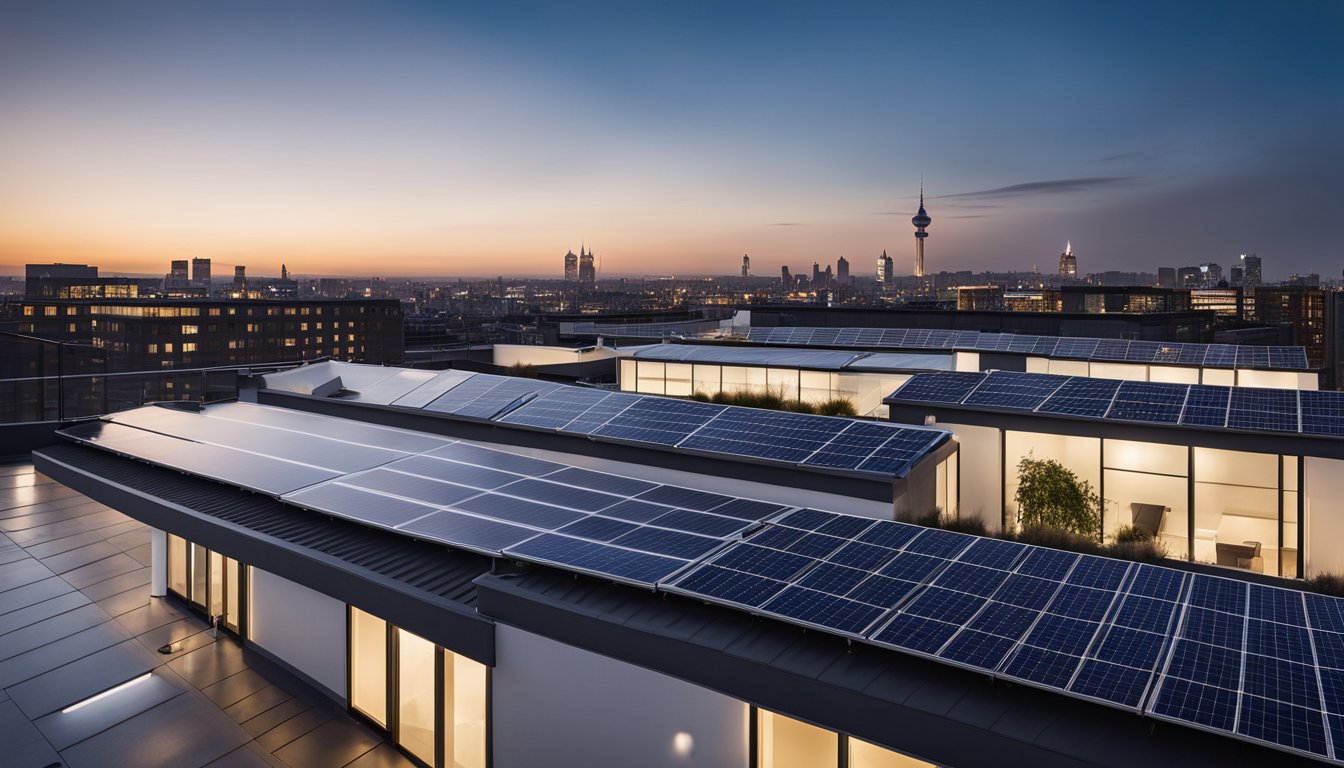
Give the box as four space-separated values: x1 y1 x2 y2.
1305 573 1344 598
1008 523 1103 555
1013 455 1102 538
508 362 538 379
1105 537 1168 562
1112 525 1153 544
687 391 713 402
815 398 857 416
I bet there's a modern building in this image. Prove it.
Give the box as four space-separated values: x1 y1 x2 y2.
233 265 247 287
3 298 404 371
1241 253 1263 287
1157 267 1177 289
956 286 1004 312
1060 286 1192 314
164 259 191 295
1256 286 1327 369
1190 288 1244 319
741 254 750 278
24 360 1344 768
564 249 578 282
836 256 849 285
876 251 894 285
191 257 211 291
578 247 596 284
1058 241 1077 280
911 189 931 278
885 370 1344 579
780 265 792 288
23 262 143 299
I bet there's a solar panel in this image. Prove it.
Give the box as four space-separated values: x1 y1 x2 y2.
1301 391 1344 437
1269 347 1310 370
1091 339 1131 361
498 386 613 430
1202 345 1239 368
962 371 1064 410
886 371 986 404
1107 381 1188 424
1181 385 1231 428
1227 388 1299 433
1236 347 1271 370
502 533 693 587
593 397 723 445
1048 338 1101 360
1036 377 1122 418
680 409 842 463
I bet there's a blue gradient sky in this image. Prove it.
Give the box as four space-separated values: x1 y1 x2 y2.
1 1 1340 278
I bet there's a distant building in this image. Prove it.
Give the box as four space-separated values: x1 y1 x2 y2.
812 262 821 286
164 259 190 294
1003 289 1061 312
578 247 596 284
1198 262 1223 287
836 256 849 285
956 286 1003 311
1060 286 1192 314
191 257 211 291
24 263 142 299
1058 241 1077 280
1240 253 1262 287
1190 287 1244 319
1230 265 1244 286
780 266 792 288
564 250 578 282
1176 266 1201 288
911 187 931 278
1157 267 1177 289
741 254 750 278
823 265 833 288
1256 286 1326 367
876 250 894 285
234 266 247 286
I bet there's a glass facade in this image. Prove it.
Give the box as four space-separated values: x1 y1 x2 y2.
622 359 909 417
754 708 932 768
165 535 245 634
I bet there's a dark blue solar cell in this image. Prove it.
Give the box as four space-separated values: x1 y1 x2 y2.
848 574 920 607
963 372 1064 410
939 630 1018 670
782 532 847 559
1175 343 1207 366
1181 607 1245 648
635 485 733 512
345 469 481 508
760 587 887 635
967 601 1038 638
1227 388 1299 433
563 391 641 434
1107 381 1187 424
1127 564 1187 601
1243 655 1322 709
957 538 1027 570
1052 338 1100 359
903 587 986 624
452 493 588 528
773 508 837 530
1024 614 1100 657
933 563 1011 598
856 453 915 476
708 498 789 521
748 525 809 551
1001 644 1083 688
1202 344 1240 368
1307 594 1344 634
1165 641 1243 689
1313 630 1344 670
499 478 623 512
681 410 839 463
1015 548 1079 581
1151 678 1238 731
599 499 676 523
1235 346 1271 369
1300 390 1344 437
872 613 961 654
828 541 900 571
672 564 787 607
1181 385 1231 428
1066 556 1130 591
996 574 1063 611
711 543 814 581
1320 669 1344 712
424 443 567 475
500 387 613 430
399 509 545 553
1036 377 1122 418
856 520 923 551
1189 576 1249 614
1091 339 1131 361
1268 347 1309 370
1248 585 1307 625
814 514 878 539
390 455 521 489
1069 660 1153 708
648 509 750 538
903 528 975 559
1113 596 1179 634
879 553 950 583
796 563 872 596
556 515 640 542
1049 585 1117 623
1091 626 1167 668
1238 694 1329 756
611 527 723 559
504 534 690 585
889 372 987 404
1124 341 1163 363
540 467 660 497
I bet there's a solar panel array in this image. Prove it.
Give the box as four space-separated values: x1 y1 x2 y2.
886 370 1344 437
666 508 1344 762
625 344 952 372
59 401 1344 763
718 327 1310 370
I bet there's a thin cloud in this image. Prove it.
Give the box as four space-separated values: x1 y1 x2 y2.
939 177 1128 199
772 222 804 226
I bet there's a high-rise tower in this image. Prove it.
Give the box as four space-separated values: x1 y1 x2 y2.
564 250 578 281
911 186 932 278
741 254 750 278
1059 241 1077 279
578 246 596 284
836 256 849 285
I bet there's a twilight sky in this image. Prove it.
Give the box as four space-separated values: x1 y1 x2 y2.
1 1 1340 279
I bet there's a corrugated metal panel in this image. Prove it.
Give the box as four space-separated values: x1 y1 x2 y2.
38 443 489 606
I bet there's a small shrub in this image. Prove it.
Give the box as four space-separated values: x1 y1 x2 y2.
1112 525 1153 544
687 391 713 403
816 398 857 416
508 362 538 379
1009 523 1103 555
941 515 988 536
1106 537 1168 562
1014 455 1102 538
910 509 942 528
1305 573 1344 598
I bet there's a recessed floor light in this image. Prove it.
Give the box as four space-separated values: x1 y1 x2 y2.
61 673 153 713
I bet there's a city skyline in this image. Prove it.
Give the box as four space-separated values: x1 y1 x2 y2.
1 1 1340 278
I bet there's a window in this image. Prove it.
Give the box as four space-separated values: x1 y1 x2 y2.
398 629 437 764
351 608 388 727
182 324 198 334
166 535 245 635
754 707 934 768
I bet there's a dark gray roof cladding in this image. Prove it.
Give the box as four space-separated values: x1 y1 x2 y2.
623 344 954 372
475 567 1321 768
33 443 495 664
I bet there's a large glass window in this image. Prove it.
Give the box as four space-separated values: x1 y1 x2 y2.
691 364 721 398
168 534 187 596
398 629 438 765
1194 447 1282 575
191 543 208 610
664 363 693 397
445 652 487 768
351 608 388 727
849 737 933 767
799 371 834 405
1004 432 1100 532
635 361 666 395
1101 440 1189 559
757 709 836 768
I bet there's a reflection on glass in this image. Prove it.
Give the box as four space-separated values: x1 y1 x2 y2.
757 709 836 768
224 557 241 631
168 534 187 597
350 607 387 727
191 543 208 608
446 651 488 768
850 737 936 767
209 551 224 619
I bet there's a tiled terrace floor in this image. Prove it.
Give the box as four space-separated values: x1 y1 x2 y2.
0 462 417 768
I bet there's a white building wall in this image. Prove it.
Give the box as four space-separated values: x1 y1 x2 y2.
1306 457 1344 577
248 566 348 700
942 423 1002 532
491 625 747 768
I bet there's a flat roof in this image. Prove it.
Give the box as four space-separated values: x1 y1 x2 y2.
624 344 954 373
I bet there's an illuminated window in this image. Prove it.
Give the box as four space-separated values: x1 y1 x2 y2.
351 608 388 727
182 325 198 334
757 709 836 768
182 342 197 352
